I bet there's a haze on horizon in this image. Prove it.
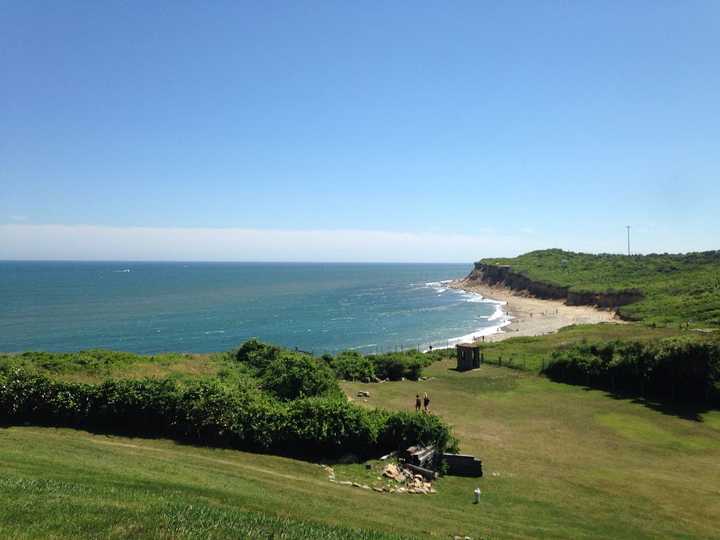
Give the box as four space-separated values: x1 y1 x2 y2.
2 2 719 262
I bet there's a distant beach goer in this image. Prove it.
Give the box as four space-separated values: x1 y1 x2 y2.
423 393 430 413
415 394 421 412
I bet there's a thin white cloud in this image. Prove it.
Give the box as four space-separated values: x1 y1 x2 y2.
0 224 542 262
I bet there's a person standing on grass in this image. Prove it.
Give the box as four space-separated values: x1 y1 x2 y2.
423 392 430 413
415 394 422 412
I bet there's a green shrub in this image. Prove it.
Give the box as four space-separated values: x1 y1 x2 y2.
0 369 456 459
379 411 458 453
331 352 376 382
261 352 341 400
369 351 430 381
283 397 383 456
234 339 281 371
542 337 720 403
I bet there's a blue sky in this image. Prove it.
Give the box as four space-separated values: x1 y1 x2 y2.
2 2 719 261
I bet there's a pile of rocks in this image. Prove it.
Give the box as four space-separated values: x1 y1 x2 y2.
322 462 436 495
382 463 436 494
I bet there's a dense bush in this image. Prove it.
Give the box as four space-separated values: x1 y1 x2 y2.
0 370 455 459
379 411 458 453
330 352 376 382
542 337 720 403
234 339 281 371
261 352 341 400
369 351 431 381
232 340 439 383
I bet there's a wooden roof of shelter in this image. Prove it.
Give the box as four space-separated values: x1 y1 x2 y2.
456 342 482 349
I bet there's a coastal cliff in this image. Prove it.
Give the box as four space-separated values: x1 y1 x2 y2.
464 262 643 311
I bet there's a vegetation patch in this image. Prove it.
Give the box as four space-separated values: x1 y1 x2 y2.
482 249 720 325
0 342 457 461
541 336 720 405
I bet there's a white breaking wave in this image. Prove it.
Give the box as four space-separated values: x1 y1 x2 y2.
420 281 511 351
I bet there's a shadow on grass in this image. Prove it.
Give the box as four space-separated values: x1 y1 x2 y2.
577 387 717 422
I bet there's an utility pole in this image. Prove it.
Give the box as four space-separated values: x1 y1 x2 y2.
626 225 631 256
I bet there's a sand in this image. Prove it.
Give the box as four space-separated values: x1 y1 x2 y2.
449 279 621 342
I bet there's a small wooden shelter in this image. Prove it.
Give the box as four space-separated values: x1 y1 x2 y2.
456 342 482 371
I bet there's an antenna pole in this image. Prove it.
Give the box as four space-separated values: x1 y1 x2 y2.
626 225 631 256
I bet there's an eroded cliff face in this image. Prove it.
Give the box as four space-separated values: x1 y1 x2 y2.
465 263 643 311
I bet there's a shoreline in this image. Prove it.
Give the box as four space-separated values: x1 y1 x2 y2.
448 279 621 343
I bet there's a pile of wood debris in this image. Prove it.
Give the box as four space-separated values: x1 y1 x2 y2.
381 462 436 494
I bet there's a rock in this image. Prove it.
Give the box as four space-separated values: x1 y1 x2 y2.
357 391 370 398
372 487 384 493
360 484 371 490
338 481 352 486
352 482 362 488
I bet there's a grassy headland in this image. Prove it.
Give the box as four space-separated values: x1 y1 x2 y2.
479 249 720 325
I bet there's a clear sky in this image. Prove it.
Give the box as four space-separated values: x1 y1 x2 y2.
2 2 719 261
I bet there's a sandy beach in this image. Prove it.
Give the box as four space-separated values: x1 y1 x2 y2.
450 279 621 342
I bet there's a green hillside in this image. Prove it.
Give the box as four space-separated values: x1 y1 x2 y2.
482 249 720 325
2 355 720 539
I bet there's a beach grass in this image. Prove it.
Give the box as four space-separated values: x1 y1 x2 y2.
2 352 720 539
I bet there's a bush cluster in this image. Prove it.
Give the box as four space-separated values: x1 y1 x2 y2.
233 340 342 400
325 352 376 382
542 337 720 403
327 350 434 382
0 370 456 458
235 339 438 383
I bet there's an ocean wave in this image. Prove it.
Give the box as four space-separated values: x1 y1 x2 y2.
421 302 512 352
204 330 225 335
424 280 453 287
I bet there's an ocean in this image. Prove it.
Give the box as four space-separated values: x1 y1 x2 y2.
0 262 508 355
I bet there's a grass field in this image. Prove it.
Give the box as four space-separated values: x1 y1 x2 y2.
2 354 719 539
482 249 720 325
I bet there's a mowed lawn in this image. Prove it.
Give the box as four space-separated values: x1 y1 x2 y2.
2 358 720 539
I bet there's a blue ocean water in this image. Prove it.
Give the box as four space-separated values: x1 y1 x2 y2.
0 262 507 354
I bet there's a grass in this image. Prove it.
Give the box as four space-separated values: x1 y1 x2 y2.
0 349 234 385
3 352 720 538
482 249 720 326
